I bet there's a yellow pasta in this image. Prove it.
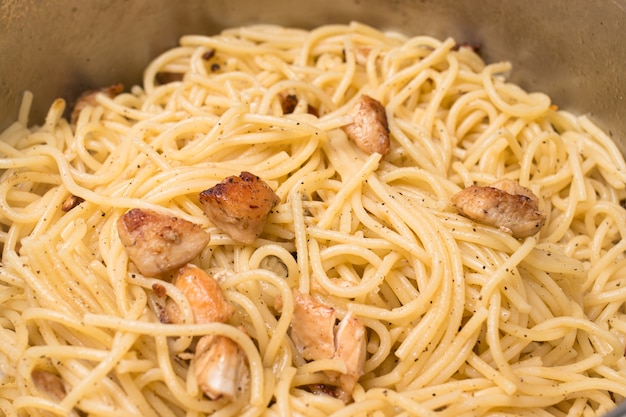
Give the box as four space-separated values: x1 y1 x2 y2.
1 22 626 417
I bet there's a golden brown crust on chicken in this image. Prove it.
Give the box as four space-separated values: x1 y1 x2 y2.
71 83 124 123
343 95 390 156
489 178 539 204
155 71 184 85
194 334 249 401
451 179 546 238
165 264 234 324
117 208 211 277
199 172 280 244
278 92 319 116
61 194 84 212
279 92 299 115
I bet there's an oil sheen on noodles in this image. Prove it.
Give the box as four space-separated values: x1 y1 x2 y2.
1 22 626 417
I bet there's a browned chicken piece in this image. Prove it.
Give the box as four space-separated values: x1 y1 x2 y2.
354 46 372 65
199 172 280 244
342 95 390 156
307 384 343 399
165 264 234 324
452 42 481 53
202 49 216 60
31 370 66 401
194 334 249 401
289 290 368 403
278 92 319 116
279 92 299 114
451 179 546 238
155 71 184 84
61 194 84 212
290 289 337 361
489 178 539 203
70 83 124 123
331 312 367 402
117 208 211 277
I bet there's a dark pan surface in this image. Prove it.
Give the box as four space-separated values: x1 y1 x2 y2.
1 0 625 153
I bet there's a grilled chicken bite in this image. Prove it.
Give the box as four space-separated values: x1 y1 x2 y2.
278 92 319 116
71 83 124 123
165 264 234 324
31 370 67 401
332 312 367 402
451 179 546 238
199 172 280 244
290 289 337 361
117 208 210 277
288 289 367 403
354 46 372 65
161 265 243 401
194 334 249 401
61 194 84 212
343 94 390 156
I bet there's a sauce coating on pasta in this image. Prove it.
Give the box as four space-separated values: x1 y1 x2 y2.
1 22 626 417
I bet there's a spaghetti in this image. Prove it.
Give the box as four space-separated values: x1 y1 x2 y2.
1 22 626 416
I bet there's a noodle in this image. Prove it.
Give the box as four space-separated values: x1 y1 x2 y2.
1 21 626 416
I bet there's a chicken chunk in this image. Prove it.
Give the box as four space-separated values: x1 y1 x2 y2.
332 312 367 401
451 179 546 238
31 370 66 401
279 93 299 114
290 289 337 361
354 47 372 66
61 194 84 212
71 83 124 123
199 172 280 244
117 208 211 277
194 334 249 401
278 92 319 116
489 178 539 203
155 71 184 84
342 95 390 156
165 264 234 324
289 290 368 403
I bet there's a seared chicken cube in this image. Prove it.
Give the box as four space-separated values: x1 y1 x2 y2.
165 264 234 324
354 46 372 66
155 71 184 84
61 194 84 212
489 178 539 203
31 370 66 401
279 92 299 114
332 312 367 402
289 290 368 403
71 83 124 123
451 179 546 238
194 334 249 401
117 208 211 277
290 289 337 361
199 172 280 244
278 92 319 116
343 95 390 156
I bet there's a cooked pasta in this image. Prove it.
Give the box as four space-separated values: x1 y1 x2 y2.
1 21 626 417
